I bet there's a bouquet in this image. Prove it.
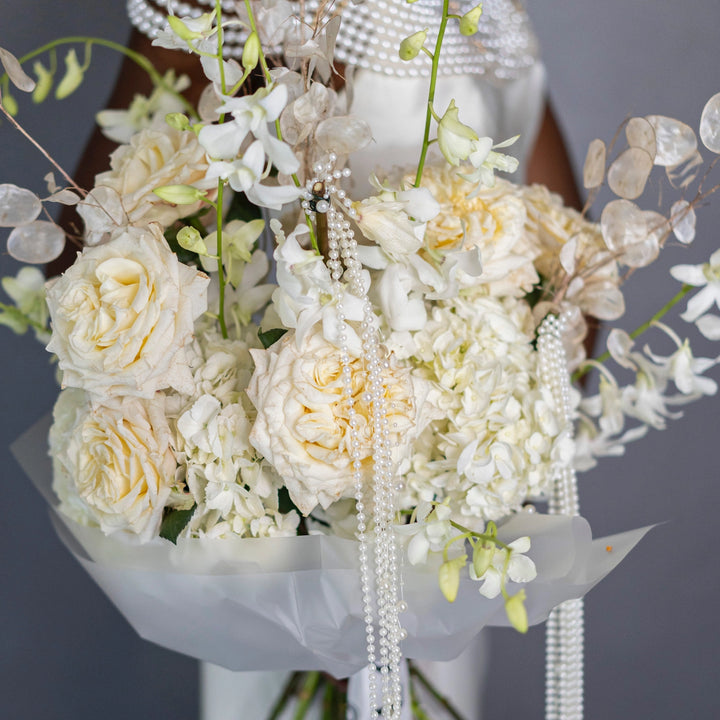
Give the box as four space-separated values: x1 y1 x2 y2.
1 1 719 717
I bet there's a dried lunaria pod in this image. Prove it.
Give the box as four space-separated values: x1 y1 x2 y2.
582 139 606 189
699 92 720 154
315 115 372 155
0 184 42 226
645 115 697 166
600 198 662 267
0 46 36 92
7 220 65 263
625 117 656 158
607 147 654 199
666 150 703 190
45 189 82 206
670 199 696 244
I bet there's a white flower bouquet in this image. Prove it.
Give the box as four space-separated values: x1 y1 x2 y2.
2 1 720 717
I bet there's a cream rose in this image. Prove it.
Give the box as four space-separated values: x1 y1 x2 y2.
50 389 176 541
46 225 208 399
407 166 540 297
94 126 211 229
247 327 426 515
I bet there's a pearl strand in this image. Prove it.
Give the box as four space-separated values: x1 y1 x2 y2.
538 314 584 720
305 156 404 718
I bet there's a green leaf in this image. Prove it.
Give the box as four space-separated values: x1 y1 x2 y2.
225 188 263 224
259 327 287 349
159 504 196 544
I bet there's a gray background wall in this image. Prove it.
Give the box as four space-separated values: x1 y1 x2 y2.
0 1 718 718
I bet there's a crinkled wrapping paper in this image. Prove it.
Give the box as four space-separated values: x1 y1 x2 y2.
13 416 651 678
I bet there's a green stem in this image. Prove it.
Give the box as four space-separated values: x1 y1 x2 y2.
448 519 512 552
293 671 322 720
573 283 693 382
266 672 302 720
240 0 317 252
414 0 451 187
215 180 229 339
4 37 197 118
408 662 467 720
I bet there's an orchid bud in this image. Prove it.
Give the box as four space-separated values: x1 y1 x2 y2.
55 49 84 100
177 226 209 256
32 61 53 104
1 89 18 116
437 99 479 165
166 112 191 131
153 184 206 204
167 15 203 42
399 29 428 62
459 3 483 36
505 590 529 634
438 555 466 603
472 539 494 578
242 32 261 71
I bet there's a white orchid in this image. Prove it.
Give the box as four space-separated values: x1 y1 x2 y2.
671 248 720 322
471 536 537 599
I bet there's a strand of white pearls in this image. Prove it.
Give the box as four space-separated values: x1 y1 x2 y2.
538 314 584 720
304 156 404 718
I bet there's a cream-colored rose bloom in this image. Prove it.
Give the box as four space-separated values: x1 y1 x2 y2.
519 183 624 321
94 127 211 229
409 166 540 297
46 225 208 400
50 389 176 541
247 327 427 515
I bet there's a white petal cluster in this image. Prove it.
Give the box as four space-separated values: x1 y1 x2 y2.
171 325 299 538
400 294 569 522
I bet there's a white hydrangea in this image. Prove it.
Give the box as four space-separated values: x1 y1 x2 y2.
398 294 571 523
170 326 299 538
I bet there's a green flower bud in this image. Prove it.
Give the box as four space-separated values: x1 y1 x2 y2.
32 61 53 104
177 226 209 256
168 15 203 42
505 590 529 634
472 539 494 578
459 3 483 36
153 184 206 205
166 112 191 131
399 29 428 62
438 555 467 603
55 49 84 100
242 32 261 71
1 90 18 116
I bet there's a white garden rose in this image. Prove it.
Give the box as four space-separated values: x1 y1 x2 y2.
247 327 430 515
50 389 176 541
46 225 209 400
411 166 540 297
94 126 211 229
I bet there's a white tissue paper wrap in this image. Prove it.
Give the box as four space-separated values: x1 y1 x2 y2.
13 416 651 679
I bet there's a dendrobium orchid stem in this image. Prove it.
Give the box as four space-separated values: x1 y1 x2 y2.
573 283 694 382
3 37 198 118
240 0 318 252
414 0 451 188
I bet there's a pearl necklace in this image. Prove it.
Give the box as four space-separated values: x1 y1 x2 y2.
538 314 584 720
303 156 405 718
127 0 539 80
